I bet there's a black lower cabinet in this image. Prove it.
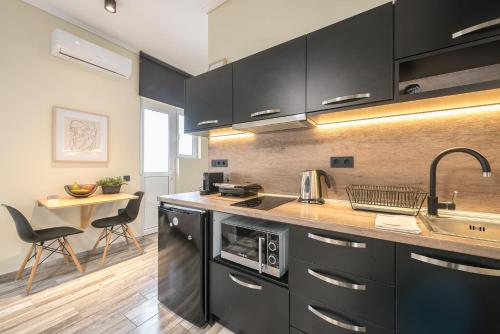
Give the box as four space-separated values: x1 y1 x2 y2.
289 257 394 329
291 294 394 334
209 261 289 334
290 326 306 334
397 244 500 334
290 226 395 285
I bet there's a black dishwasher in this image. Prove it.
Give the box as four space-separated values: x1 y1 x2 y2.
158 203 208 327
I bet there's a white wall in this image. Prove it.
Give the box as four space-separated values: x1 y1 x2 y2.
0 0 207 276
177 138 209 193
208 0 390 63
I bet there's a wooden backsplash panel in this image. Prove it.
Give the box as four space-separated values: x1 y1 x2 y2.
208 109 500 213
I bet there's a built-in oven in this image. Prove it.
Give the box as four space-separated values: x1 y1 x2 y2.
219 215 289 278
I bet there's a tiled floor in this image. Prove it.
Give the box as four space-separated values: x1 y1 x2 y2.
0 234 233 334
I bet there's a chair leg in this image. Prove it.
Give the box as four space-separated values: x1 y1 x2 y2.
121 225 130 245
16 244 35 280
27 244 43 294
100 228 111 267
125 225 143 253
62 238 84 273
58 239 69 265
92 229 106 253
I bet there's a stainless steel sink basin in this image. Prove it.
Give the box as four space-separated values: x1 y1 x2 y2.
420 211 500 243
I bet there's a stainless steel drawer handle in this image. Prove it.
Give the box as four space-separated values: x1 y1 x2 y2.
322 93 371 106
229 273 263 290
197 119 218 126
308 305 367 332
308 269 366 291
308 233 366 249
250 109 281 118
452 18 500 39
411 253 500 277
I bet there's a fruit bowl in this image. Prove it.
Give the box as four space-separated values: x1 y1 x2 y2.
64 184 97 198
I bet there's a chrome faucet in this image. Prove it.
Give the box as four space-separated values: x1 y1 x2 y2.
428 147 491 216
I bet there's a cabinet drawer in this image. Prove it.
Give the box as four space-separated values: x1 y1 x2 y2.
291 294 394 334
397 243 500 334
209 261 289 334
290 226 395 284
290 327 306 334
289 257 394 329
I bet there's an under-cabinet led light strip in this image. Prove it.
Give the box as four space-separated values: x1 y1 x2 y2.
209 132 254 140
316 103 500 129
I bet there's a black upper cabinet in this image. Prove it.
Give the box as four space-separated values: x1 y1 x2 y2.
395 0 500 59
307 3 393 113
184 64 232 133
397 244 500 334
233 37 306 124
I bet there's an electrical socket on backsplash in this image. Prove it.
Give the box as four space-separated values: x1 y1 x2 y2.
211 159 228 168
331 156 354 168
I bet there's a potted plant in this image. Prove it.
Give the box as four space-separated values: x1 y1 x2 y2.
96 176 127 194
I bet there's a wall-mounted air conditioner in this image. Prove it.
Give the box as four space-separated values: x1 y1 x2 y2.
51 29 132 78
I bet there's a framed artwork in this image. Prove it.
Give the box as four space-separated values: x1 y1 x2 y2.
53 107 109 162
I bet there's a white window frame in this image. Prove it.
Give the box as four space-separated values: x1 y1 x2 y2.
140 98 180 177
177 112 200 159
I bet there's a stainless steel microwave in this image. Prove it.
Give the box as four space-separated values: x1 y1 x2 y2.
220 216 289 278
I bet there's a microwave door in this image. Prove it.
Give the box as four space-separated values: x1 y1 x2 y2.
221 224 267 271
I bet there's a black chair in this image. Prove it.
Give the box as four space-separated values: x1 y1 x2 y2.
2 204 84 293
91 191 144 266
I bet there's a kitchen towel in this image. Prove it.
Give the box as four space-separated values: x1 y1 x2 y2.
375 214 421 234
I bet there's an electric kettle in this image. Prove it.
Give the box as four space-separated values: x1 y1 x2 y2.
298 170 331 204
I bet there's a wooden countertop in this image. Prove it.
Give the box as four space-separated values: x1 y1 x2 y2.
158 192 500 260
38 193 138 209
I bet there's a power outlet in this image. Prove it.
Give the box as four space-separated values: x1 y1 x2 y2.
331 156 354 168
211 159 228 168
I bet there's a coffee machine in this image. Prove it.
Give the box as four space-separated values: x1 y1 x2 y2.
200 172 224 195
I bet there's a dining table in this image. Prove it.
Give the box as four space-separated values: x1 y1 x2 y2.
37 193 139 228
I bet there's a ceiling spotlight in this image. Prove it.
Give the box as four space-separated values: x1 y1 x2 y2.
104 0 116 13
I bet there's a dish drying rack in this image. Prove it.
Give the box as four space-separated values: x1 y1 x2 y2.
346 184 427 216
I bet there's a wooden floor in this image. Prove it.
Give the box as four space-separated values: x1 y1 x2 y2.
0 234 233 334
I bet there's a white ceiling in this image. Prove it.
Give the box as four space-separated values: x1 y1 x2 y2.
23 0 213 75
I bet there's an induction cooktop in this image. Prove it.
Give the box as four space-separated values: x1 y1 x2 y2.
230 196 296 211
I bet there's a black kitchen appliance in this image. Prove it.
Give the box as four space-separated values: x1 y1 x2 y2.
158 203 208 327
214 183 262 197
231 195 296 210
200 172 224 195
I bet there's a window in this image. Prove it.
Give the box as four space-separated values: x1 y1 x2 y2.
143 109 170 173
178 114 198 158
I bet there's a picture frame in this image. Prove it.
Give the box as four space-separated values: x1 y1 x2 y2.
53 107 109 162
208 58 227 71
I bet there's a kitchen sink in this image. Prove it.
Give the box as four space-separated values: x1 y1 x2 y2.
420 211 500 243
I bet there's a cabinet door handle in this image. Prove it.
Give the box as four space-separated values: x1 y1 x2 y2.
250 109 281 118
229 273 263 290
452 18 500 39
411 253 500 277
322 93 371 106
197 119 218 126
308 233 366 249
308 269 366 291
308 305 367 332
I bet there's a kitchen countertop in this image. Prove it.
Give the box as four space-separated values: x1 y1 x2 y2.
158 192 500 260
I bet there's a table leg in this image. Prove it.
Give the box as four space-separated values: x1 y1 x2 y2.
80 205 97 228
